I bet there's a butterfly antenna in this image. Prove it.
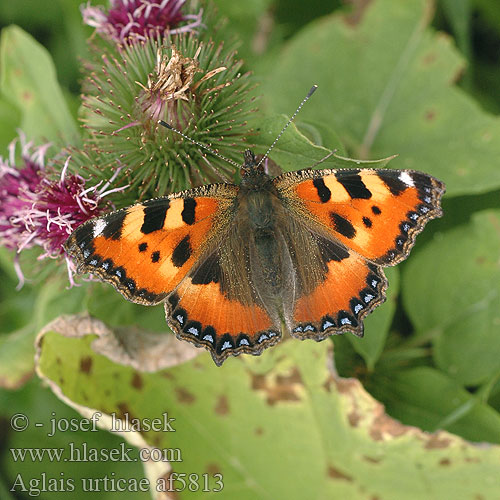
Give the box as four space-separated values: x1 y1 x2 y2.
256 84 318 168
158 120 240 168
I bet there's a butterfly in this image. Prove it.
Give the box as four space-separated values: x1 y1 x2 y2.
65 147 445 366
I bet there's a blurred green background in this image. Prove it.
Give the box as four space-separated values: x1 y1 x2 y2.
2 0 500 498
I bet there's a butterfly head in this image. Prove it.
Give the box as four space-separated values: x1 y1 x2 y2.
240 150 270 189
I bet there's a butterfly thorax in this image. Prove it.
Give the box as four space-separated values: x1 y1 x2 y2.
236 150 281 230
224 151 294 324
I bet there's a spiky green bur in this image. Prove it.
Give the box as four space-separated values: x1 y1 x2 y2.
81 33 257 198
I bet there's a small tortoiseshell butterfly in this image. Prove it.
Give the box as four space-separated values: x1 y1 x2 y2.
65 89 445 366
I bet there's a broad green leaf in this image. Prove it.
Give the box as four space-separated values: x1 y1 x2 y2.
0 327 35 389
297 119 344 151
215 0 276 62
34 320 500 499
0 26 79 146
439 0 471 60
86 283 167 332
348 267 400 371
0 96 19 151
402 209 500 385
248 114 396 172
0 276 87 389
367 366 500 444
260 0 500 196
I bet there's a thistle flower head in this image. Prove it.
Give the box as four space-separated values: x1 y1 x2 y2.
0 135 48 251
82 32 257 197
21 162 108 259
82 0 203 44
0 136 127 287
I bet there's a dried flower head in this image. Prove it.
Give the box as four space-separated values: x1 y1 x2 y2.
135 44 228 126
82 32 257 197
82 0 203 44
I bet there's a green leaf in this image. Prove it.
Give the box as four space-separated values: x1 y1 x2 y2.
0 25 79 146
33 323 500 499
438 0 471 60
402 209 500 385
367 366 500 444
348 267 400 371
260 0 500 196
215 0 275 62
0 327 34 389
86 284 168 332
248 114 396 172
0 96 20 150
0 276 87 389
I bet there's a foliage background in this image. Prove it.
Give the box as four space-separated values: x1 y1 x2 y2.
1 0 500 498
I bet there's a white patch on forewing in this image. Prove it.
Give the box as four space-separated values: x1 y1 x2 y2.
399 171 415 187
93 219 107 237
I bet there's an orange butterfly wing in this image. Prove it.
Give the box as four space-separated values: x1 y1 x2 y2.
275 167 445 337
65 184 237 305
65 183 279 365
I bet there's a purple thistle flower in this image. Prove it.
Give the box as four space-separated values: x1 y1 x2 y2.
82 0 203 43
0 135 48 252
0 135 127 287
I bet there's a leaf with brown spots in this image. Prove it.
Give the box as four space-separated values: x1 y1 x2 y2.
35 325 500 500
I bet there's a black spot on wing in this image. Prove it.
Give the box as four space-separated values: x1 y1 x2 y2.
141 199 170 234
191 252 222 285
330 213 356 239
201 325 217 345
182 198 196 225
371 205 381 215
335 171 372 199
138 242 148 252
72 222 95 254
151 251 160 263
183 320 202 338
377 171 407 196
362 216 372 228
216 333 236 355
366 264 382 290
102 211 126 240
168 292 180 310
172 235 192 268
312 178 331 202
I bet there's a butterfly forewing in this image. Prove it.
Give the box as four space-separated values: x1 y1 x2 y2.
275 167 445 266
64 184 238 306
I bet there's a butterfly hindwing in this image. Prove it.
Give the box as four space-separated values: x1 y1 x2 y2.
165 256 281 366
64 184 238 305
275 167 445 266
290 248 387 339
